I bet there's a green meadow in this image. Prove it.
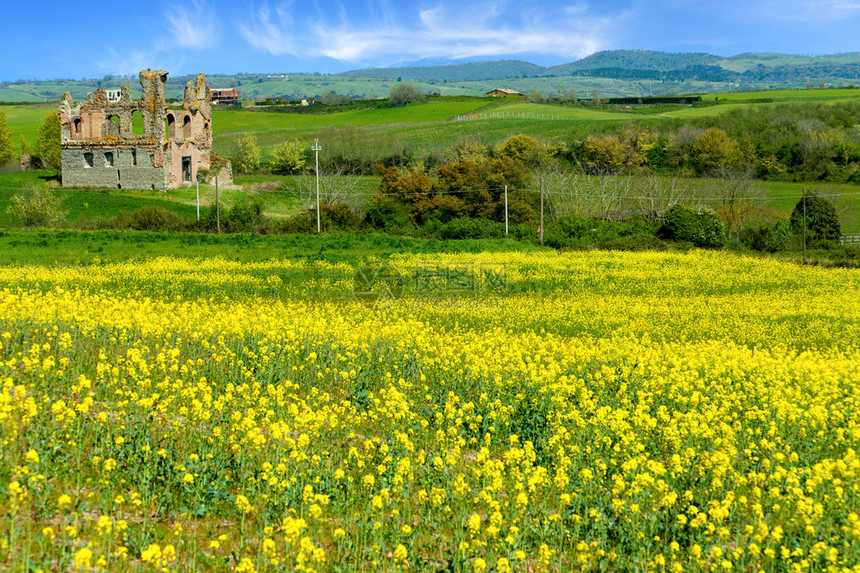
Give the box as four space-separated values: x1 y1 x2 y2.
2 87 859 233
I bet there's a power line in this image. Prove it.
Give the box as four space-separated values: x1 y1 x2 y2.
1 183 859 203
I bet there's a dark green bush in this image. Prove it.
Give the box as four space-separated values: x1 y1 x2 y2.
275 213 315 234
320 203 361 231
742 220 793 252
362 197 415 234
659 204 725 248
543 215 660 249
789 193 841 248
223 200 265 233
129 206 185 232
197 200 266 233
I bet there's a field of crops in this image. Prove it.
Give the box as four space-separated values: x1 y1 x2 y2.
1 249 859 571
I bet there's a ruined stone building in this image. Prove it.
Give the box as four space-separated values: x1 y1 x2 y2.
58 70 212 190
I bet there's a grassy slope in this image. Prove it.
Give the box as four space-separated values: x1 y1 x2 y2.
1 104 57 152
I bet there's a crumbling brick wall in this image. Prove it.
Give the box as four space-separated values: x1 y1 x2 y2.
58 70 212 191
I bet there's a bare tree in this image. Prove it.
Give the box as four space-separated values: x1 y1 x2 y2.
289 165 367 213
634 174 690 219
706 166 766 243
534 165 634 220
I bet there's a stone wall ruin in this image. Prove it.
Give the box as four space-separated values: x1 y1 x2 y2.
58 70 212 191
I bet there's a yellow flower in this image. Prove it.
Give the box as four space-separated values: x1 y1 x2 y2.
73 547 93 571
141 544 161 563
25 449 39 464
96 515 112 535
468 513 482 534
235 494 252 514
393 544 408 562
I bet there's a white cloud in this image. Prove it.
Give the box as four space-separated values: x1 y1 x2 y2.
237 0 625 64
165 0 221 49
237 1 297 56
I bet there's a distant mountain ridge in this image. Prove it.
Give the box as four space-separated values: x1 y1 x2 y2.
338 49 860 84
7 50 860 103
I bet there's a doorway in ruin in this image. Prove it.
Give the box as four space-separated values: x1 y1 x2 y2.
182 156 192 182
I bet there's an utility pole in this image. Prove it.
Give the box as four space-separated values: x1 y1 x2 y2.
504 185 509 237
216 174 220 234
196 180 200 221
803 188 807 264
539 177 544 246
312 138 322 233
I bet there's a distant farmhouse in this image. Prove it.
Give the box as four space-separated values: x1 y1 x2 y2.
486 88 524 97
210 87 239 105
58 70 213 191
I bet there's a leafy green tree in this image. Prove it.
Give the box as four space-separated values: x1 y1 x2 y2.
35 113 61 169
271 140 307 174
494 134 551 167
790 193 841 246
579 136 628 173
235 133 261 174
689 128 743 175
0 110 14 165
388 83 424 106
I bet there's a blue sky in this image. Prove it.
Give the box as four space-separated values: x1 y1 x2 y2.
5 0 860 81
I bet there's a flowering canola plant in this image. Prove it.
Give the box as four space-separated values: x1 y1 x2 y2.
0 250 858 572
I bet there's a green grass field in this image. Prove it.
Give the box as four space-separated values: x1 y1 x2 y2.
697 87 860 103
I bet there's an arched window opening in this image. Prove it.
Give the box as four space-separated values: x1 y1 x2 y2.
73 117 82 138
166 114 176 139
132 110 145 136
183 114 192 138
83 152 93 168
108 115 120 137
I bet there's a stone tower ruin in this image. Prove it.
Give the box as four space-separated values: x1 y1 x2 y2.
58 70 212 190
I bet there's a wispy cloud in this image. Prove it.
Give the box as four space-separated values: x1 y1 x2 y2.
166 0 221 49
237 1 297 56
94 46 187 79
237 0 625 64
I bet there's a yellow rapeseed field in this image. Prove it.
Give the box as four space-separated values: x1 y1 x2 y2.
0 250 859 571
